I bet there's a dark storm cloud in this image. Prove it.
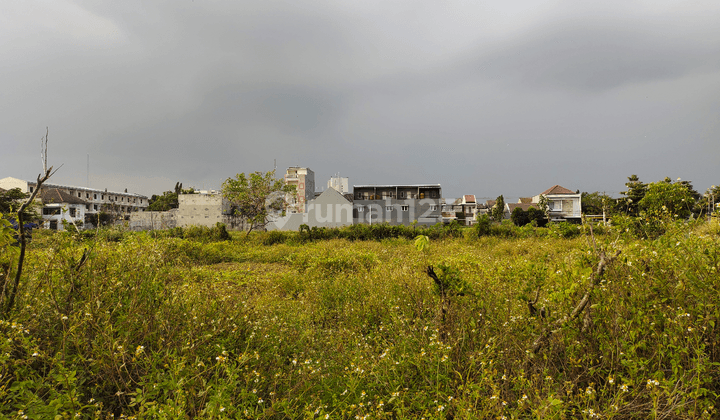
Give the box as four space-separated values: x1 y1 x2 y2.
470 17 720 92
1 0 719 199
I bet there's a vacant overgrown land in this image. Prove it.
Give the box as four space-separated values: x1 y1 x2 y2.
2 222 719 419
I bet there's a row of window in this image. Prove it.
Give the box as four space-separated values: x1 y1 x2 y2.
28 186 144 204
43 205 139 215
43 207 78 217
74 191 144 204
356 205 438 212
355 191 440 200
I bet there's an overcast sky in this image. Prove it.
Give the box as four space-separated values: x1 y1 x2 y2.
2 0 719 200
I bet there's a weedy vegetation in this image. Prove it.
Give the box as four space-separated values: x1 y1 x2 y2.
0 219 719 419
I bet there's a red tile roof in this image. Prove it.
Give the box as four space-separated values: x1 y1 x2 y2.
464 195 476 203
541 185 575 195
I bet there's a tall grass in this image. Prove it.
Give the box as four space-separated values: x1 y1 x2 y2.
1 221 718 418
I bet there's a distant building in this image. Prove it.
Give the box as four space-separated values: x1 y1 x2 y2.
0 176 148 230
327 175 349 194
353 184 442 226
284 167 315 213
37 188 87 231
532 185 582 221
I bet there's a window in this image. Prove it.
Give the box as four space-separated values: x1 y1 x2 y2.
29 187 34 192
399 191 406 199
94 194 97 199
357 206 365 212
94 204 98 211
401 205 409 211
43 207 61 215
77 192 81 198
86 193 89 198
69 208 76 217
385 206 393 211
430 205 437 211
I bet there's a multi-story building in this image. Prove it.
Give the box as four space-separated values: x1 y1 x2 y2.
327 175 349 194
352 184 442 226
284 167 315 213
0 176 148 230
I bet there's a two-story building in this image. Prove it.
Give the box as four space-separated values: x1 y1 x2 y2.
352 184 442 226
532 185 582 222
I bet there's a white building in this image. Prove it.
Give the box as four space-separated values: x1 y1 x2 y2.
327 175 349 194
532 185 582 221
37 188 87 231
0 176 148 230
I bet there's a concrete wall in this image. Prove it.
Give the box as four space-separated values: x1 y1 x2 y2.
129 193 250 231
0 177 28 191
176 194 229 227
129 210 178 230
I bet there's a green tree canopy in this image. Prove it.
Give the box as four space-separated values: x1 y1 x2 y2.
0 188 40 222
511 207 529 226
639 178 696 220
492 195 505 223
581 191 615 215
526 206 547 227
222 170 295 236
147 183 194 211
619 175 647 216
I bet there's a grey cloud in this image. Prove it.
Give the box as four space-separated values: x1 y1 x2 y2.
2 1 720 200
468 17 720 92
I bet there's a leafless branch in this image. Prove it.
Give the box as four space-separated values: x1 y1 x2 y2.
3 129 58 317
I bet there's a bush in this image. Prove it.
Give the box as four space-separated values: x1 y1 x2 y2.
263 230 291 245
547 221 581 238
511 207 530 226
475 214 492 237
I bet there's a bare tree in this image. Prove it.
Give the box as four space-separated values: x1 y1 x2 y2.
2 128 60 316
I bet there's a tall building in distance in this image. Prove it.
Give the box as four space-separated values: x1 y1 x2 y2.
327 174 349 194
284 167 315 213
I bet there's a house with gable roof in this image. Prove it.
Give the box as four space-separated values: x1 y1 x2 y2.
532 185 582 222
38 188 87 231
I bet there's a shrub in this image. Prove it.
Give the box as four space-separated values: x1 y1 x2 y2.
475 214 492 237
